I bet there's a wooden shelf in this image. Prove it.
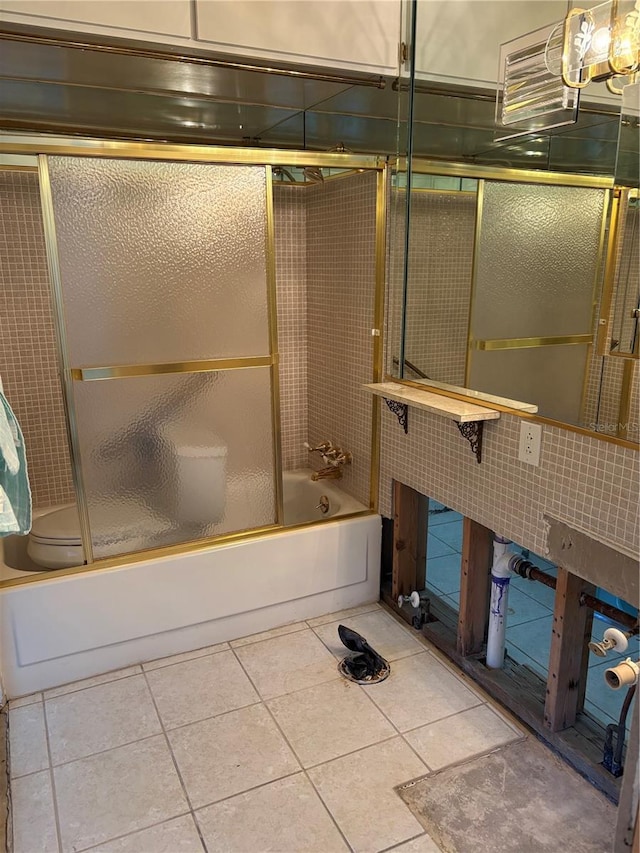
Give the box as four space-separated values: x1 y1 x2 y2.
364 382 501 423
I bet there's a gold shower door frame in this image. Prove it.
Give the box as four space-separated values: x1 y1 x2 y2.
0 137 387 586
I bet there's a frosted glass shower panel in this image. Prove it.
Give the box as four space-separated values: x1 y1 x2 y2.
72 368 276 558
47 157 270 365
472 183 606 340
468 345 590 424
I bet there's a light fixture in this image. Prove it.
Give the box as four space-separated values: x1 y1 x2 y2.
562 0 640 90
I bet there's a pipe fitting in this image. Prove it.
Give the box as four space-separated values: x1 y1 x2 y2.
605 658 640 690
589 627 630 658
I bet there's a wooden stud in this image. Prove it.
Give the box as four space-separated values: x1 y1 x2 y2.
544 567 590 732
391 480 428 602
457 517 493 656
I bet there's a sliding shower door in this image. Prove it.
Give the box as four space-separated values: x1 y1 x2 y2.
42 155 279 561
467 181 607 423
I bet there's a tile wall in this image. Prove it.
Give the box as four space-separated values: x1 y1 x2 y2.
0 171 75 509
403 191 476 384
306 172 378 506
273 186 308 471
379 407 639 601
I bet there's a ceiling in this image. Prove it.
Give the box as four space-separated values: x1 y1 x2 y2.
0 24 623 175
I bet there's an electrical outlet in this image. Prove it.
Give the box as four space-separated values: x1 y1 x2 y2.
518 421 542 466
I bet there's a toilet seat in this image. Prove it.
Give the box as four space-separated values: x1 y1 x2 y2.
28 502 171 569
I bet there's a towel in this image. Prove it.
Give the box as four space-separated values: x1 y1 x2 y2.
0 391 31 536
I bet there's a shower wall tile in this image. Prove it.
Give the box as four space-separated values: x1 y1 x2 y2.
379 406 639 573
306 172 378 506
403 191 476 385
0 171 75 509
273 186 308 471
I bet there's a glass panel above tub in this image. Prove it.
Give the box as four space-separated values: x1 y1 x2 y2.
47 156 270 366
72 368 277 560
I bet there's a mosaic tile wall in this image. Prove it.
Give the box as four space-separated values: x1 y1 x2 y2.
582 204 639 439
273 186 308 471
306 172 378 506
403 191 476 384
0 170 75 509
379 406 639 582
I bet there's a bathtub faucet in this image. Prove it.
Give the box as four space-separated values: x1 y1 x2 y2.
306 441 352 481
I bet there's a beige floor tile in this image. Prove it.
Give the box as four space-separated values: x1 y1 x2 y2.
313 610 424 662
46 675 162 765
146 650 259 729
267 679 395 768
389 834 442 852
308 738 427 853
362 653 481 732
44 666 142 700
404 704 522 771
169 703 300 808
54 735 189 852
196 773 349 853
230 621 308 648
235 630 339 700
9 692 42 710
9 702 49 777
11 770 59 853
307 602 381 628
142 642 229 671
90 815 204 853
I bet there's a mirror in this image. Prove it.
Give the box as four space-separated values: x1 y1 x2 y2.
389 0 638 444
388 166 639 442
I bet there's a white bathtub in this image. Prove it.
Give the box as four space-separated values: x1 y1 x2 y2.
0 472 380 697
283 468 369 525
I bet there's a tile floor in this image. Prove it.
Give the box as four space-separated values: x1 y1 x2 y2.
8 604 527 853
425 502 640 735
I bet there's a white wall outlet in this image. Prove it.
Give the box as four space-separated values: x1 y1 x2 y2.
518 421 542 466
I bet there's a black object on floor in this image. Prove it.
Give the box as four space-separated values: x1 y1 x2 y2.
337 625 390 684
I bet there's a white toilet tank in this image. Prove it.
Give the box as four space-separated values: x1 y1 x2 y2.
161 425 227 527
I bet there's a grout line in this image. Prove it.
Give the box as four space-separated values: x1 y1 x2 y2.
228 646 354 852
140 669 209 853
377 832 431 853
43 668 143 702
76 812 193 853
40 700 63 853
229 624 310 648
141 645 231 672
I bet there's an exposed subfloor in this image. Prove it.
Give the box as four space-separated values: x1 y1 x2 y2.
7 603 616 853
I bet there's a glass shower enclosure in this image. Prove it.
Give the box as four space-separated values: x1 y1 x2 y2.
40 155 281 562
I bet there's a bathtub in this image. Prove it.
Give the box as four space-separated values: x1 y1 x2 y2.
283 468 369 525
0 471 380 696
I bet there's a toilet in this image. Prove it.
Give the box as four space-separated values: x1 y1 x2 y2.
28 431 228 570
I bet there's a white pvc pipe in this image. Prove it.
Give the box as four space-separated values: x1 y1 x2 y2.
486 537 513 669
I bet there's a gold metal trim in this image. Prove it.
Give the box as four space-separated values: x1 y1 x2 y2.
465 179 484 385
0 28 386 89
597 190 624 357
70 356 273 382
0 510 377 589
0 164 38 171
472 334 593 351
618 360 636 439
0 135 386 171
400 158 613 189
389 376 639 449
265 166 284 527
369 166 389 513
37 154 95 564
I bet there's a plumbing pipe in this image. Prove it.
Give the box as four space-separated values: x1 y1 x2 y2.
509 558 639 632
486 537 514 669
605 658 640 690
589 627 630 657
